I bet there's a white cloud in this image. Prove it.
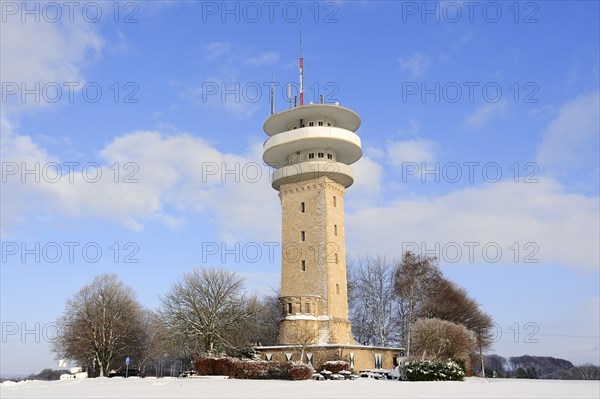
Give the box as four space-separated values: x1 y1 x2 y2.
205 41 232 61
0 118 56 236
396 119 421 136
398 52 430 79
536 92 600 180
462 100 508 129
244 51 280 66
350 156 383 197
386 138 438 166
1 130 279 242
346 178 599 271
1 16 104 116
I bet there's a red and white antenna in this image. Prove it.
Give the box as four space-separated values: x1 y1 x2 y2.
299 30 304 106
270 73 275 115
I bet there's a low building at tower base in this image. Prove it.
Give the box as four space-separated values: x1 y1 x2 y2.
255 344 404 372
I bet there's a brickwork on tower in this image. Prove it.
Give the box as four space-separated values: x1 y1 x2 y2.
277 176 353 345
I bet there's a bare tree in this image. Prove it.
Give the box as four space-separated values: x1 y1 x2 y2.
572 364 600 380
410 318 474 362
394 252 442 356
249 292 281 346
288 322 321 362
347 256 399 346
52 274 149 377
158 267 259 356
482 354 510 378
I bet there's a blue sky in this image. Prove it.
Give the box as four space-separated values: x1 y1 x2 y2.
1 1 599 376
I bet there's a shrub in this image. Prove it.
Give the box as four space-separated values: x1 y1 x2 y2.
453 358 467 375
286 362 314 380
402 359 465 381
318 360 349 374
195 357 234 376
194 357 312 380
410 318 474 364
229 346 260 360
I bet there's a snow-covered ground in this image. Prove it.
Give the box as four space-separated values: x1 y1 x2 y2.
1 377 599 398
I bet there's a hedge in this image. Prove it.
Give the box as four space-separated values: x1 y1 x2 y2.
402 359 465 381
195 357 312 380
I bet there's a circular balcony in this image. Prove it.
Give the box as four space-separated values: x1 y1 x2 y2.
271 161 354 190
263 104 361 136
263 127 362 168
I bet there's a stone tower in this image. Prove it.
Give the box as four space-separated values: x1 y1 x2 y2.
263 103 362 346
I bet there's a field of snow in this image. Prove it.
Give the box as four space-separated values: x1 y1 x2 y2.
1 376 599 398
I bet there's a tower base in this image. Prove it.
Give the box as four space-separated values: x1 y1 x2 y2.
277 318 354 346
255 344 404 372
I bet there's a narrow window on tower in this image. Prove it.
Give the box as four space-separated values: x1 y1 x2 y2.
333 196 337 207
301 202 305 213
301 231 305 241
308 121 314 127
309 153 315 159
334 225 338 236
318 120 324 126
301 260 306 272
318 152 324 158
327 122 332 127
335 253 339 263
287 303 293 315
327 153 333 160
336 284 340 294
305 303 310 314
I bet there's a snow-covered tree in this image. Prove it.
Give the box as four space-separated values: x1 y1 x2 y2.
347 256 400 346
158 267 259 356
419 278 494 375
52 274 149 376
394 252 442 356
410 317 474 362
249 292 281 346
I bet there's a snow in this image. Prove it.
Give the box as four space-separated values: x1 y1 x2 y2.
1 377 598 398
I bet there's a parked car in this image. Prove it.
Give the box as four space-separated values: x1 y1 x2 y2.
108 368 146 378
178 371 196 378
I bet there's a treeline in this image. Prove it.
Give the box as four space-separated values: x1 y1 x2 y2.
49 252 597 379
348 253 494 373
476 354 599 380
51 253 495 376
1 368 67 382
51 270 279 377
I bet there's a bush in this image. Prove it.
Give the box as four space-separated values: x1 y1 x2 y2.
317 360 349 374
453 358 467 375
228 346 260 360
194 357 312 380
410 318 474 364
402 359 465 381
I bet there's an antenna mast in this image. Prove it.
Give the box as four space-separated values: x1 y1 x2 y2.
270 73 275 115
299 30 304 106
